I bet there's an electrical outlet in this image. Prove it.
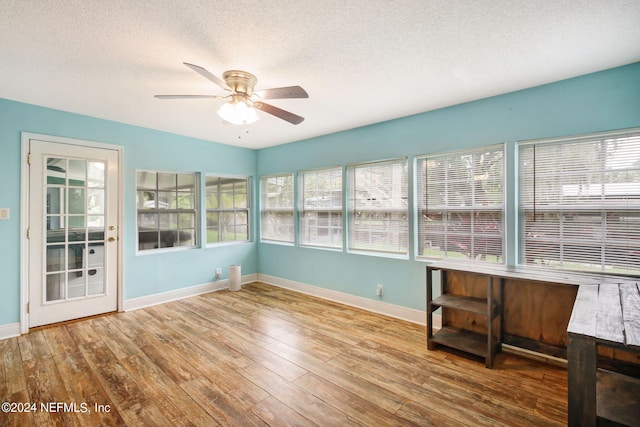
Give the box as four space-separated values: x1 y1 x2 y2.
215 267 222 278
376 284 384 297
0 208 9 220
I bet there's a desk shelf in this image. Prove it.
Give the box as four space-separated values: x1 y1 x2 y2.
430 326 492 358
427 264 503 368
431 294 499 316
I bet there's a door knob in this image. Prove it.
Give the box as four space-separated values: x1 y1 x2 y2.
108 237 116 242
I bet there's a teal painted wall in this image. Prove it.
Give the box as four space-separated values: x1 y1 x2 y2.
0 62 638 328
0 99 258 325
256 62 640 310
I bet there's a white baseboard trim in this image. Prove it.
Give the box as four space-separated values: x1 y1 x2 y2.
124 273 258 311
257 273 437 327
0 322 21 340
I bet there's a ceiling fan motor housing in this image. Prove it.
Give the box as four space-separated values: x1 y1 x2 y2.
223 70 258 95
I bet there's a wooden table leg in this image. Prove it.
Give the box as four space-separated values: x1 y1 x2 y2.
567 333 597 426
426 267 434 349
486 275 494 368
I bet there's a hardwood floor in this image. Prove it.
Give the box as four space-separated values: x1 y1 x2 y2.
0 282 567 426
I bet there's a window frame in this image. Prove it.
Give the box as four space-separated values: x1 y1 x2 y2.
416 144 506 264
205 174 251 246
347 158 409 257
260 172 295 245
518 129 640 275
299 166 344 250
136 170 199 253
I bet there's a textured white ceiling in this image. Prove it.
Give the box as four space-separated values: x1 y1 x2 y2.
1 1 639 149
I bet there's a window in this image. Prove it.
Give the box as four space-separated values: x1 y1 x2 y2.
519 130 640 274
300 167 343 249
205 176 250 244
260 173 294 243
348 159 408 255
417 146 504 262
136 171 197 251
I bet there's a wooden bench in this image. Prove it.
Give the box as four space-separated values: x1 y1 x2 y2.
567 282 640 426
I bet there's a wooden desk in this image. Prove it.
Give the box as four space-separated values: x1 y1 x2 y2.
567 283 640 426
426 261 600 362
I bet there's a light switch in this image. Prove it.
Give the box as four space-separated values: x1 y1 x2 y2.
0 208 9 220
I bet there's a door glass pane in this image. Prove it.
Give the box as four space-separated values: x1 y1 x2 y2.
88 215 105 228
47 218 65 243
87 222 105 241
46 187 65 214
88 243 104 268
46 158 66 185
67 276 86 299
46 273 65 301
68 225 86 242
68 215 84 228
68 244 85 271
88 189 104 214
88 162 105 188
68 188 85 214
68 160 86 186
46 245 65 272
88 269 104 295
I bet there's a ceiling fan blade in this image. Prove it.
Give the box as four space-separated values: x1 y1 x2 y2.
255 102 305 125
255 85 309 100
183 62 230 91
154 95 224 99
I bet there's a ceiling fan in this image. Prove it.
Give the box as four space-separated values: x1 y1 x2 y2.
155 63 308 125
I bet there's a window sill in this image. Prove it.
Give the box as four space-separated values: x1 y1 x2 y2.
347 249 409 260
136 245 197 256
260 240 295 247
205 240 252 248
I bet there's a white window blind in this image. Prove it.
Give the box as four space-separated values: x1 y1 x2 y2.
348 159 408 255
205 176 250 244
260 173 294 243
519 130 640 274
300 167 343 249
417 146 504 262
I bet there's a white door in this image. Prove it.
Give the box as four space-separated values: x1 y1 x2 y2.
28 139 119 327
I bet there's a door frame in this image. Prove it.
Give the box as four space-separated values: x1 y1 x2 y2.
20 132 125 334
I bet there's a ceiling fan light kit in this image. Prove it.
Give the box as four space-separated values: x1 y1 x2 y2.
155 63 308 126
217 97 259 125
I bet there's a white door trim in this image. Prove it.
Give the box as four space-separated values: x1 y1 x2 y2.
20 132 125 334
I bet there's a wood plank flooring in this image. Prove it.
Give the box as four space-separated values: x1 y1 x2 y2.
0 282 568 426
